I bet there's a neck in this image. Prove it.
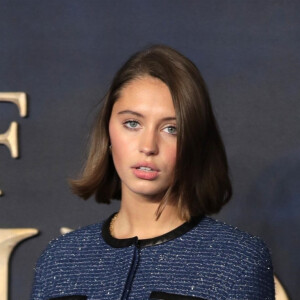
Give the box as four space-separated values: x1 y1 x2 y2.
113 193 185 239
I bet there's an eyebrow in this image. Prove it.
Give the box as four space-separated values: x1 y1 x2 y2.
117 110 176 121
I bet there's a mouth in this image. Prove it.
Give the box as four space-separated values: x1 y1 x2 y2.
131 163 160 180
131 162 160 172
135 166 156 172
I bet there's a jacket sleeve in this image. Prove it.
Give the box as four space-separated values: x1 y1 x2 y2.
227 241 275 300
30 242 53 300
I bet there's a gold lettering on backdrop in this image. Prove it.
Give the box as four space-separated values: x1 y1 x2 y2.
60 227 73 235
0 93 27 117
0 122 18 158
0 92 28 196
0 228 38 300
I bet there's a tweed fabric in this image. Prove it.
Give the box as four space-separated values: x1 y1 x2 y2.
30 216 275 300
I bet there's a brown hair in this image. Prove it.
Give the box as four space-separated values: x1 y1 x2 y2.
70 45 232 221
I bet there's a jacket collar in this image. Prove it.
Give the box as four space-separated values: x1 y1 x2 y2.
102 212 203 248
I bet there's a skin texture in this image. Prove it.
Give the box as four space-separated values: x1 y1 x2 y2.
108 76 184 239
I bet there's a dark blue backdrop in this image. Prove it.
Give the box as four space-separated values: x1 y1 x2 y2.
0 1 299 299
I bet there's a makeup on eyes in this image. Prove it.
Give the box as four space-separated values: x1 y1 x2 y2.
121 116 177 136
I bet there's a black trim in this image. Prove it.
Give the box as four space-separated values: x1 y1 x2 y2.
102 212 203 248
150 291 207 300
102 212 138 248
48 296 87 300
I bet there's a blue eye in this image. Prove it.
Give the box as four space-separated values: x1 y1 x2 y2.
164 126 177 135
124 120 140 129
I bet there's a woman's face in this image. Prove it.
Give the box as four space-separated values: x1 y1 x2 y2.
109 76 177 201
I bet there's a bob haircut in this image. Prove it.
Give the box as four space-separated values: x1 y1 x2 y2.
70 45 232 221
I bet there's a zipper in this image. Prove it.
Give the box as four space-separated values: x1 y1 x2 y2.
121 240 140 300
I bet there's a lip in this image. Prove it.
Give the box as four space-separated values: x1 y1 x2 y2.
131 162 160 180
131 162 160 171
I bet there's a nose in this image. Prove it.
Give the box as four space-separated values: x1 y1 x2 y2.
139 129 158 156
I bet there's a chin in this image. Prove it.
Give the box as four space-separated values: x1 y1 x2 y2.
122 178 170 199
131 187 168 200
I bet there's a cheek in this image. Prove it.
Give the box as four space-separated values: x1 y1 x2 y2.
164 143 177 169
109 122 122 160
109 119 124 148
109 121 132 168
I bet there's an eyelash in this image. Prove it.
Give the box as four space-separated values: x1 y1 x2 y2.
123 120 177 135
123 120 140 130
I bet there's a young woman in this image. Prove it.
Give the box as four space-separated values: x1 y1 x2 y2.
31 45 275 300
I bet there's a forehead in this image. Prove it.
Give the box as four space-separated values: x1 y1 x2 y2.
112 76 175 116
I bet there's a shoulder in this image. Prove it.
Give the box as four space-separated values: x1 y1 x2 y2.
194 216 270 248
36 221 105 269
31 221 110 298
49 222 103 250
191 216 273 269
189 216 274 297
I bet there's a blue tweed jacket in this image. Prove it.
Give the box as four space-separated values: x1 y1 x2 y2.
30 214 275 300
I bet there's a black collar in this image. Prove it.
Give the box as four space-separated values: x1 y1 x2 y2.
101 212 203 248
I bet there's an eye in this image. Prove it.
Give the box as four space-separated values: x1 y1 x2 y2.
163 125 177 135
123 120 140 129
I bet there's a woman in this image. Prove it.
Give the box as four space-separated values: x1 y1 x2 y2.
31 45 275 300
